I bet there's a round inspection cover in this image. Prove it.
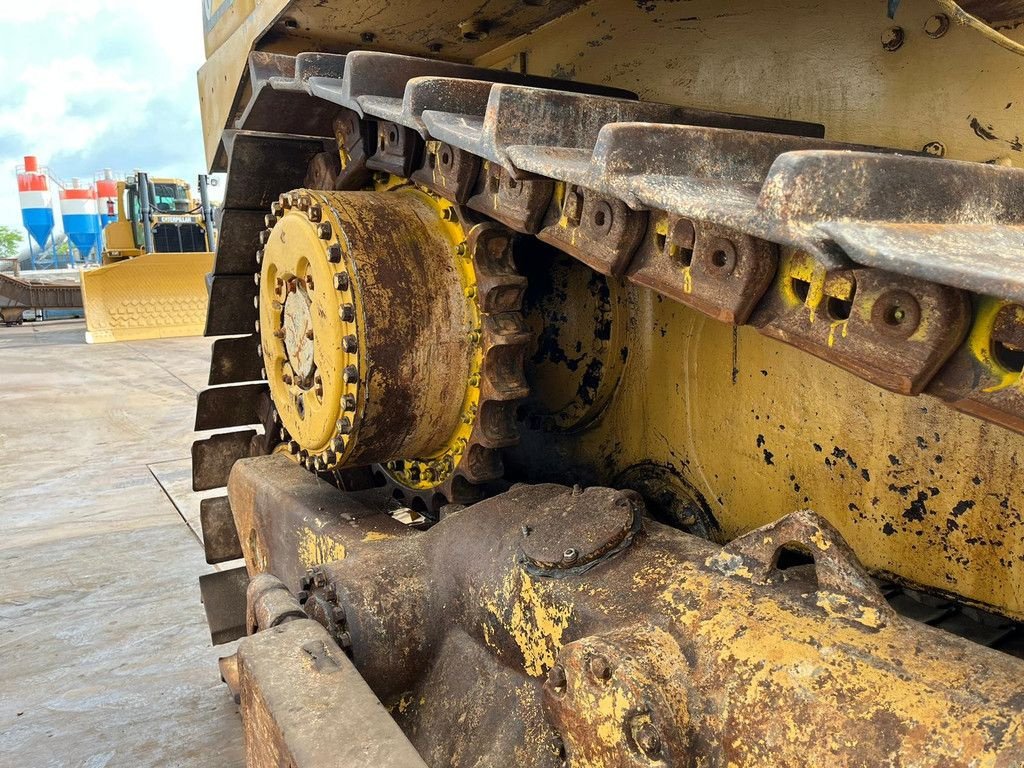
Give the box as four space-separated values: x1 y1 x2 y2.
521 487 642 572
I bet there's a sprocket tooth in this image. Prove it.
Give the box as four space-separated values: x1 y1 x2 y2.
475 400 521 449
457 443 504 484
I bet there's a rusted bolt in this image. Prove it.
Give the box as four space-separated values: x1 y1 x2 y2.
547 664 567 695
331 436 346 453
334 271 350 290
305 274 315 290
308 204 322 223
630 718 662 759
305 328 314 340
872 289 921 338
287 277 298 294
343 364 359 384
589 655 612 682
881 26 905 51
343 334 358 352
282 373 293 385
459 19 489 41
360 31 376 43
274 277 284 294
923 141 946 157
317 222 333 240
340 304 355 322
342 393 356 411
271 202 284 217
273 328 286 339
280 194 293 209
264 214 277 228
297 195 311 211
327 244 343 264
562 547 579 564
924 13 950 38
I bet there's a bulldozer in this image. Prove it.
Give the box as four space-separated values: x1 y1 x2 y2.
80 172 217 343
190 1 1024 765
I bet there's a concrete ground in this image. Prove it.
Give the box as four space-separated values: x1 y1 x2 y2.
0 319 245 767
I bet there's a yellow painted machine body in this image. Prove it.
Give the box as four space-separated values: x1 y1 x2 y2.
82 175 214 344
193 1 1024 765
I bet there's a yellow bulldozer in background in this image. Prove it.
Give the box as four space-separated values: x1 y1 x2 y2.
81 172 216 343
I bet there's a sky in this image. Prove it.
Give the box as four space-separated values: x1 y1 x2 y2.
0 1 221 245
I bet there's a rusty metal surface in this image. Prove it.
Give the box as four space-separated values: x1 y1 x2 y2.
537 185 647 276
192 429 258 492
467 162 554 233
200 496 244 565
423 83 823 175
195 383 268 431
208 334 264 385
199 565 249 645
628 214 778 324
0 271 82 310
236 619 428 768
304 50 635 120
227 466 1024 766
205 274 258 337
751 255 972 395
227 456 408 589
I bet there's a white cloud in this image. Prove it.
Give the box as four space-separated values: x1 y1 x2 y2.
0 1 217 246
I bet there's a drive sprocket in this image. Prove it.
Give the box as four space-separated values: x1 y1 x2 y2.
255 182 528 510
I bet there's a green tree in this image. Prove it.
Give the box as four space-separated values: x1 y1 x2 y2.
0 225 22 259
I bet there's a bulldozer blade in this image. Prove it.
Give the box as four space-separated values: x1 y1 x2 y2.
81 252 215 344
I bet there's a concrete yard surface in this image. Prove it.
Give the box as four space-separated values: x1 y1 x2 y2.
0 319 245 767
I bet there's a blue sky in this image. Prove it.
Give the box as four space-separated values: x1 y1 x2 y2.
0 1 219 240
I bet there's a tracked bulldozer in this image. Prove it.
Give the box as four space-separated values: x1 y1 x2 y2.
81 172 216 343
190 1 1024 765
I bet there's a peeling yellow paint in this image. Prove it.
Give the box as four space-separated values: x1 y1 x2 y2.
486 570 572 676
297 528 347 569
